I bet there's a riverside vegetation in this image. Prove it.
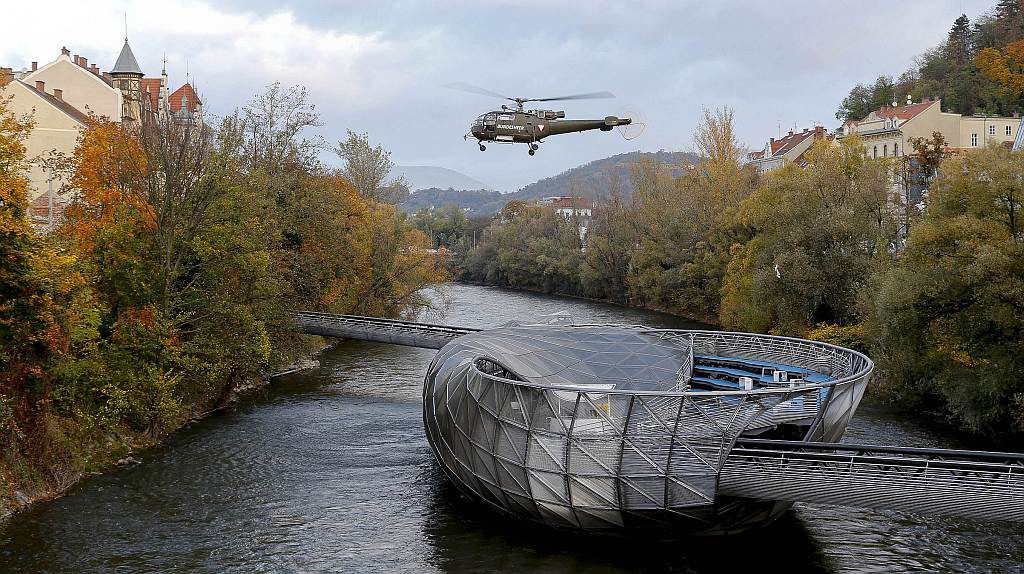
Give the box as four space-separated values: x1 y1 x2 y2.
0 83 448 513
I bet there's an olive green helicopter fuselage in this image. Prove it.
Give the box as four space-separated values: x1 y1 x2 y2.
469 108 631 155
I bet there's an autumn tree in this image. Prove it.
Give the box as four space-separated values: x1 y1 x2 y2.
976 39 1024 95
336 130 409 205
0 95 44 426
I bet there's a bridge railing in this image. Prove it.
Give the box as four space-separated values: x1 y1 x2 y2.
721 438 1024 522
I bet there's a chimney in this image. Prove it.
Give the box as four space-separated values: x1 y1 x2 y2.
80 56 87 68
60 47 70 56
31 61 37 71
53 88 63 101
35 80 45 92
770 137 775 144
90 64 98 75
0 68 14 87
815 126 824 138
788 130 794 136
73 55 80 65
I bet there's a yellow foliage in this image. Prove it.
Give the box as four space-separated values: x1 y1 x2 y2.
976 40 1024 95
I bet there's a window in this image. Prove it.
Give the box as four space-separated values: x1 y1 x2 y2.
989 125 996 136
1007 125 1013 136
894 142 899 156
883 144 888 157
972 133 978 146
873 146 877 158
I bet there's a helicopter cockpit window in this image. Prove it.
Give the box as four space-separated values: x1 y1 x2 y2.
485 113 497 122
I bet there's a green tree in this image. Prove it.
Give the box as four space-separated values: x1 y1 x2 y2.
720 137 896 334
871 144 1024 437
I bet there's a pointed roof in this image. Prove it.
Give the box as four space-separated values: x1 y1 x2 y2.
169 83 201 113
111 39 143 75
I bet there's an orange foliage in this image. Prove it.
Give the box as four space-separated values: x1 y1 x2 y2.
61 118 152 252
976 40 1024 95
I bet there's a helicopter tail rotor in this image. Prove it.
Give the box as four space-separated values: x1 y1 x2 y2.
616 105 647 141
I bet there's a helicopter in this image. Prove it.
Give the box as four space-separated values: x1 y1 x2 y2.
445 82 638 155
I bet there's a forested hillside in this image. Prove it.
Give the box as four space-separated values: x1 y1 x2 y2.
837 1 1024 120
399 150 698 217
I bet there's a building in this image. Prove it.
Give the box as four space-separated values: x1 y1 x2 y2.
536 196 593 241
838 97 1020 157
747 126 828 173
1 38 202 224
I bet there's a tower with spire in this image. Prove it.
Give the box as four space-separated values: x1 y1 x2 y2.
109 37 144 122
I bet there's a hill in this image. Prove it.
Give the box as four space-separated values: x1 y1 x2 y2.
398 150 698 217
511 150 697 201
392 165 493 192
399 187 505 215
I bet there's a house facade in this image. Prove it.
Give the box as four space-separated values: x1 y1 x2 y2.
747 126 827 172
838 97 1020 157
1 39 202 223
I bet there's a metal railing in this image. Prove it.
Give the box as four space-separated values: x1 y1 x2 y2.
721 438 1024 522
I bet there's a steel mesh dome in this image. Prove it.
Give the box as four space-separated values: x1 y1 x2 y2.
422 324 873 533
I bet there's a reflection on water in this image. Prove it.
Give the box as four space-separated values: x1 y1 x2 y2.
0 285 1021 573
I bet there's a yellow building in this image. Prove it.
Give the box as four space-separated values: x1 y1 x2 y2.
2 40 199 226
839 97 1020 157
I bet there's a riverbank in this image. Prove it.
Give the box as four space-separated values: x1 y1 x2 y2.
0 340 332 521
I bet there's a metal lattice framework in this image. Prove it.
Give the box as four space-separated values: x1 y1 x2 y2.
422 325 872 532
721 439 1024 522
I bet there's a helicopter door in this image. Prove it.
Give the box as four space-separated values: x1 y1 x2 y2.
484 113 497 133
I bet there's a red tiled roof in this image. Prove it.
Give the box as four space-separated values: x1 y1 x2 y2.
865 100 935 122
141 78 161 112
169 83 200 113
769 129 816 157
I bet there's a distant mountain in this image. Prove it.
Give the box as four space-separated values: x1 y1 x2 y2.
398 151 699 217
511 150 698 201
392 165 493 192
399 187 505 216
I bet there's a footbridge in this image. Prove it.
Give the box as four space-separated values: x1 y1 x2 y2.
292 311 1024 525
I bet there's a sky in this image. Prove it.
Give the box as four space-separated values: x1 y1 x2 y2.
1 0 997 191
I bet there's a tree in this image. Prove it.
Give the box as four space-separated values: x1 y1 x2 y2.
871 144 1024 438
335 130 409 204
720 137 895 333
976 39 1024 95
0 95 45 423
894 131 949 234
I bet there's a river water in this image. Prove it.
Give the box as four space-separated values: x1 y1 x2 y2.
1 284 1021 573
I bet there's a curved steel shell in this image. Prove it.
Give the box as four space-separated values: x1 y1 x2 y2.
422 325 873 533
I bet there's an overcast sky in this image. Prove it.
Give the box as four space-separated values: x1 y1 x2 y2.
2 0 995 191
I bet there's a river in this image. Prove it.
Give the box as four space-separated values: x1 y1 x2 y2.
1 284 1021 573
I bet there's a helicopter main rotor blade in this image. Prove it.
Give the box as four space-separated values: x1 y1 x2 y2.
443 82 512 100
529 91 616 102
